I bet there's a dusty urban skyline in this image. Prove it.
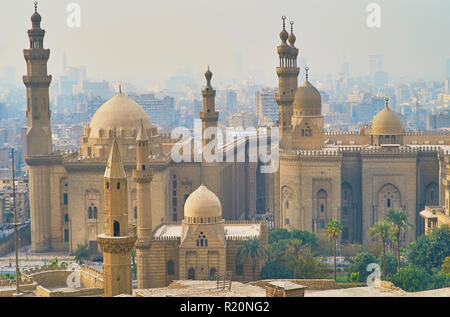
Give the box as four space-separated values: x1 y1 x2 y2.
1 0 450 87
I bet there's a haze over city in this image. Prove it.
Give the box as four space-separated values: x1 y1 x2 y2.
1 0 450 89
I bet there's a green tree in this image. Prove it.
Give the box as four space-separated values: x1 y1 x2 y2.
290 230 318 252
74 243 90 264
442 256 450 274
236 237 266 281
408 225 450 274
377 252 397 276
268 228 291 244
326 219 343 281
369 220 392 276
386 209 414 271
284 239 307 278
389 265 431 292
348 252 377 283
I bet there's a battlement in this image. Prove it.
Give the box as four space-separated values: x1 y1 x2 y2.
152 235 181 241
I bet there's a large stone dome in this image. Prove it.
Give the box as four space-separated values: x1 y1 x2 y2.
88 92 152 139
184 185 222 221
293 80 322 117
372 106 404 135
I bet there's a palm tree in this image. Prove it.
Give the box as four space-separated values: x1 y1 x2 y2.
326 219 343 281
74 243 90 264
236 237 266 281
369 220 391 276
284 239 307 279
386 209 414 271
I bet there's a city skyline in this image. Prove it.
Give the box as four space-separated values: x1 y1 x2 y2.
1 0 449 90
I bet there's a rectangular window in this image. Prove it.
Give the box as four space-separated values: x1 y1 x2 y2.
64 214 69 222
64 229 69 242
63 193 68 205
320 220 325 229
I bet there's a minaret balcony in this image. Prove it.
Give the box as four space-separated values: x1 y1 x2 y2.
132 169 153 183
23 75 52 85
97 234 137 254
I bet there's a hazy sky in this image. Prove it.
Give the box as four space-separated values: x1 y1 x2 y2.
1 0 449 87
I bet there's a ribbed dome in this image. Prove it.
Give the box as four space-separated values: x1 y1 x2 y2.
88 93 152 139
293 80 322 116
184 185 222 220
372 106 404 135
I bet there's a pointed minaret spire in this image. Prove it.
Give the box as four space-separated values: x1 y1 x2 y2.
136 119 148 141
104 137 126 179
288 21 296 47
280 16 288 44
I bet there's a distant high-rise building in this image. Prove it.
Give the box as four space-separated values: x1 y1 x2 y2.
340 60 349 78
134 93 175 127
446 57 450 79
225 90 238 119
255 88 278 126
369 54 382 78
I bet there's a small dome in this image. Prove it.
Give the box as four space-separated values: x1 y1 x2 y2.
88 93 152 139
293 80 321 116
372 106 404 135
184 185 222 220
31 11 41 23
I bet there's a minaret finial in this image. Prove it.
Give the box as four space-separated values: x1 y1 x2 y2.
34 1 38 12
385 97 389 108
305 67 309 81
205 66 213 88
290 20 294 33
282 16 286 29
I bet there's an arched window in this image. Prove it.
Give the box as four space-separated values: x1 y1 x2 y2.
387 198 391 208
210 268 217 280
302 122 312 137
113 221 120 237
117 182 120 190
142 165 146 171
93 207 98 219
167 261 175 275
187 268 195 280
88 207 93 219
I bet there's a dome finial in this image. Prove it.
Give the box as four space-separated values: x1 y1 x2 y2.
385 97 389 108
305 67 309 81
34 1 38 12
282 16 286 29
290 20 294 33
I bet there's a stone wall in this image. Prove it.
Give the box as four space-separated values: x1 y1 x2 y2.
253 279 337 290
0 223 31 256
35 285 104 297
79 265 104 289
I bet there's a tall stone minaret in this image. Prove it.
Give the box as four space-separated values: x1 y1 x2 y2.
23 3 54 252
274 18 299 229
98 137 136 297
23 2 52 155
275 17 299 150
133 121 153 289
200 66 219 149
199 67 222 201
